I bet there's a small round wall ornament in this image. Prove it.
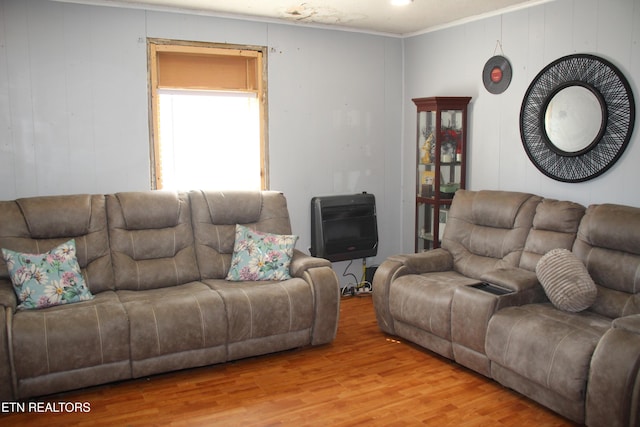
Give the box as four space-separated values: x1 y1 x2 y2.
483 55 512 94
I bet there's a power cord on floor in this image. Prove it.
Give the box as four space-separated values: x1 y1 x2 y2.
341 258 373 297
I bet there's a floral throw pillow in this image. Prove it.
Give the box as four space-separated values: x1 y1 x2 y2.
226 225 298 281
1 239 94 310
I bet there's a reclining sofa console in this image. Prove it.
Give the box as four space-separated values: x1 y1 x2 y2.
373 189 640 427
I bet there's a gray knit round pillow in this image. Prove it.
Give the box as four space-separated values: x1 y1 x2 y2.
535 248 597 312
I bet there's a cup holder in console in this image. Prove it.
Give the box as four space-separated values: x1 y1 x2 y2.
470 282 514 295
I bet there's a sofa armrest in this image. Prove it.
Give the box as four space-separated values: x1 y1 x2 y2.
479 267 547 309
613 314 640 335
290 249 331 276
0 304 14 400
0 280 17 312
372 249 453 335
480 267 538 292
387 248 453 275
289 250 339 346
587 322 640 427
0 282 16 400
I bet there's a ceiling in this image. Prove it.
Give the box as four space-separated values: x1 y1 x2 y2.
56 0 553 36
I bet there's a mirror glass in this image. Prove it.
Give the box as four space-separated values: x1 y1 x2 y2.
544 85 603 153
521 53 634 182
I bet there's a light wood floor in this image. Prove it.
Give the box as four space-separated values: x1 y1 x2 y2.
1 296 576 426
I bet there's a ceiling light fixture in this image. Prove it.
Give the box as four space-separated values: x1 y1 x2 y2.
391 0 413 5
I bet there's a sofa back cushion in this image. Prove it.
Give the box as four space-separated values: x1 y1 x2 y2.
442 190 541 279
107 191 200 290
519 199 586 271
189 190 293 279
573 203 640 318
0 194 114 294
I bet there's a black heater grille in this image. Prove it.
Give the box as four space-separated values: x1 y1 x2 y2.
310 193 378 262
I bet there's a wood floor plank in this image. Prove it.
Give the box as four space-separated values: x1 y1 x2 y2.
0 296 577 426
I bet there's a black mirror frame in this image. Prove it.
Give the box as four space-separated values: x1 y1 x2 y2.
520 53 635 182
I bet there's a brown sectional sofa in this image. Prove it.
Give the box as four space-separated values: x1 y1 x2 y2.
373 189 640 427
0 190 340 400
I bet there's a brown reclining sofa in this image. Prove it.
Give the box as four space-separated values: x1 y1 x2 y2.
373 189 640 427
0 190 340 400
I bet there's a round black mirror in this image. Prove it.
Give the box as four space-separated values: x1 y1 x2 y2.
543 83 606 155
520 54 635 182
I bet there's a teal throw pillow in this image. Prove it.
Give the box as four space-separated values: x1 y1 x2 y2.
226 225 298 281
2 239 94 310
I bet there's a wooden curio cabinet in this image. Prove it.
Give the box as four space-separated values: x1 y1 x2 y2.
413 96 471 251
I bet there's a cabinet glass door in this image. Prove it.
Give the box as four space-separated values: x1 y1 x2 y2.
439 109 464 199
416 203 451 252
417 110 436 198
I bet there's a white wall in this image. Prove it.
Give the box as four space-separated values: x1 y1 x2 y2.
0 1 150 196
2 0 639 274
0 0 403 281
402 0 640 253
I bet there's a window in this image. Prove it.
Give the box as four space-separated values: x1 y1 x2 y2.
148 40 268 190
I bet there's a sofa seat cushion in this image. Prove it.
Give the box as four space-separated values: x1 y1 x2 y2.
205 278 314 343
11 291 130 381
389 271 480 341
117 282 228 363
486 303 611 401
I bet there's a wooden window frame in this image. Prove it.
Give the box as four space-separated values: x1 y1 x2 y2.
147 38 269 190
